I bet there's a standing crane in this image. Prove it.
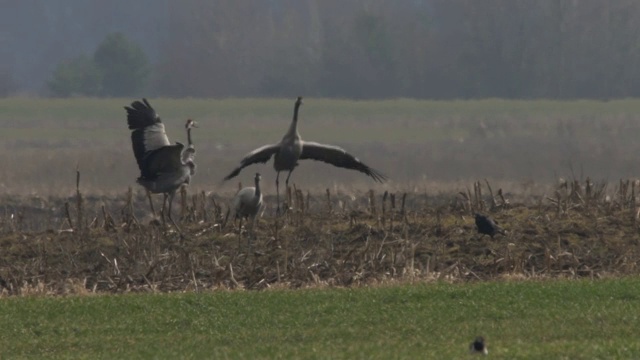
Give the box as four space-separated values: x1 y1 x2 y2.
224 172 263 246
223 97 386 212
124 98 197 231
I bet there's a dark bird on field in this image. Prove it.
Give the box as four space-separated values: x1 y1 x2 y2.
223 97 386 213
474 213 506 238
469 336 488 355
224 173 263 245
125 98 197 231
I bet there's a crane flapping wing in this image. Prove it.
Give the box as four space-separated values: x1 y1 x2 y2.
125 99 171 173
300 141 387 183
125 98 159 130
223 144 280 180
140 143 185 179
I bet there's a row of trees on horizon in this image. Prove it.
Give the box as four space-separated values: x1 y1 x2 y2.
6 0 640 99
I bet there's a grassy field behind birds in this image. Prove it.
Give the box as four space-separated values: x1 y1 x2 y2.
3 97 640 146
3 97 640 195
1 278 639 359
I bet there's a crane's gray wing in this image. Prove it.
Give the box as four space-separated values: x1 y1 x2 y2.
300 142 387 183
223 144 280 180
140 143 185 179
125 99 171 172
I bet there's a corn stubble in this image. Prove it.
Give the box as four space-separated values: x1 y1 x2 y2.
0 178 639 296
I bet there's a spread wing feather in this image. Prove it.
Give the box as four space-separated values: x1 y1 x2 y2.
300 141 387 183
125 99 171 172
223 144 280 180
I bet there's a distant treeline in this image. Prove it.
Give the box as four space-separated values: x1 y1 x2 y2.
5 0 640 99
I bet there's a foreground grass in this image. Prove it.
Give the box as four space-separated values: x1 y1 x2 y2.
1 279 639 359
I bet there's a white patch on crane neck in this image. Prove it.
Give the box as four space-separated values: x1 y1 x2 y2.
144 123 171 151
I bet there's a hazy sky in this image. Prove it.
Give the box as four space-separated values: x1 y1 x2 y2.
4 0 169 93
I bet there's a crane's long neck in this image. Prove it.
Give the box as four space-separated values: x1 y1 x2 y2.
286 101 302 138
254 178 261 198
187 127 194 147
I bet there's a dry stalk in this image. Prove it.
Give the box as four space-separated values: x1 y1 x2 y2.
292 183 299 213
381 191 388 230
101 205 116 231
497 188 508 208
369 190 377 217
292 184 304 226
228 263 239 288
474 181 484 211
64 202 73 230
458 191 470 213
283 231 289 275
390 193 396 211
401 192 408 224
389 193 395 233
75 168 84 235
325 188 332 214
127 187 140 228
189 193 198 222
297 189 305 225
631 181 638 222
630 181 637 210
200 191 208 222
484 179 497 209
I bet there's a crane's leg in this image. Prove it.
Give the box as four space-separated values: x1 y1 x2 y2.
247 216 254 253
285 170 294 185
283 170 294 213
161 193 168 213
167 191 182 233
251 214 258 233
160 193 168 226
237 215 244 251
146 189 157 217
249 215 258 249
275 171 281 215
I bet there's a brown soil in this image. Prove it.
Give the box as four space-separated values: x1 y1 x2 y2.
0 179 639 296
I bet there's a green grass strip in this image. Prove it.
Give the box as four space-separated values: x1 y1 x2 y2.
1 278 639 359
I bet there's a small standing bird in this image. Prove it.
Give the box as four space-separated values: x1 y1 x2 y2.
224 173 263 245
124 98 197 231
469 336 488 355
223 97 386 213
474 213 506 238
